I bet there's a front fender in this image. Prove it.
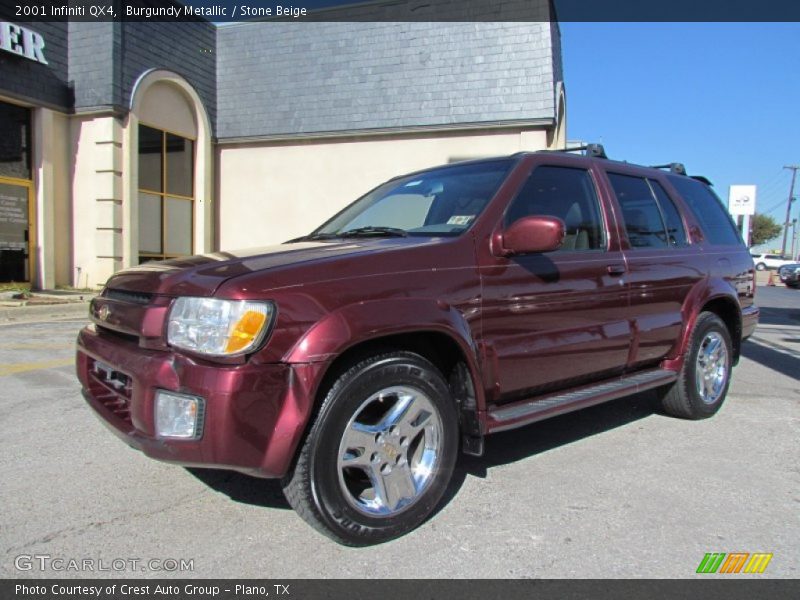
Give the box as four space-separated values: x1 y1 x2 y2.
282 298 486 411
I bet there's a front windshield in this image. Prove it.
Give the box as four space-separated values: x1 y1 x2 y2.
309 159 515 238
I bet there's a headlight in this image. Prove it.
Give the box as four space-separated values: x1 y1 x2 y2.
167 297 274 356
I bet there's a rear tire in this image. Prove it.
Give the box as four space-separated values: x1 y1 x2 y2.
660 312 733 420
755 262 766 271
282 351 458 546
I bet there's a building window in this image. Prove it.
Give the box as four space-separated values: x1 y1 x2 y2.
0 100 33 283
138 124 195 263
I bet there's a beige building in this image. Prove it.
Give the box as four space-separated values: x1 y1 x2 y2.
0 7 565 289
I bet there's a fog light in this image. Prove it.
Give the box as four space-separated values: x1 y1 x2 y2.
155 390 205 439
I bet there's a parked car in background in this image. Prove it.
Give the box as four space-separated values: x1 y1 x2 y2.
778 263 800 288
77 146 758 545
750 252 794 271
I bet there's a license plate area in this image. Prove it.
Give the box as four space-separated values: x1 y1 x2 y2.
92 360 132 397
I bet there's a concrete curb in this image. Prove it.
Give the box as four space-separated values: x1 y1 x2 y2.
0 301 91 323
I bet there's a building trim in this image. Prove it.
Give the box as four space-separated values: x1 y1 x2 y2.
216 118 556 146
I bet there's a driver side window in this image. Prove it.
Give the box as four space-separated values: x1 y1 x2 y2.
504 165 605 251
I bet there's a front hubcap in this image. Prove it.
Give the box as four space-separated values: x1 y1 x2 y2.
695 331 729 404
337 386 442 517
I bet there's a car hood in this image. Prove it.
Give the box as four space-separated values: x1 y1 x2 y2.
104 238 425 297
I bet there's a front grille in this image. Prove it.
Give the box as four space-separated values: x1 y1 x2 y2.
96 324 139 345
87 359 133 425
104 288 153 305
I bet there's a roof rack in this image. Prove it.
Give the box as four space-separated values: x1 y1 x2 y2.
558 143 607 159
650 162 687 175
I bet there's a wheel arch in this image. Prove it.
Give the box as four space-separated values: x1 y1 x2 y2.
663 280 744 372
700 296 743 362
283 299 487 449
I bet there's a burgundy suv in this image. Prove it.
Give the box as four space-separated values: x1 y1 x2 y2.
77 148 758 545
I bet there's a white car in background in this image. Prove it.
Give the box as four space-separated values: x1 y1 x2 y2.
750 253 795 271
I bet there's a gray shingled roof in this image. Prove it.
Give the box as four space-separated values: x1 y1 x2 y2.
216 21 560 140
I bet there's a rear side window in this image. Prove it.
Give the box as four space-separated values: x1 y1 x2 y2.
607 173 687 249
667 176 743 246
504 165 605 251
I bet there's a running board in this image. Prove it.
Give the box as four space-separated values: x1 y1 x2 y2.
486 368 678 434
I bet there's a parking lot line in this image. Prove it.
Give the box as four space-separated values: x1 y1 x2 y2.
0 358 75 377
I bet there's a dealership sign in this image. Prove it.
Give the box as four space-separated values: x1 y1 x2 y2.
728 185 757 216
0 21 48 65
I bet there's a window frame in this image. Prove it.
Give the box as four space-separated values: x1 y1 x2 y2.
137 123 196 263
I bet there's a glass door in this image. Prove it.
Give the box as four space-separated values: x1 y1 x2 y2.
0 178 33 283
0 100 33 283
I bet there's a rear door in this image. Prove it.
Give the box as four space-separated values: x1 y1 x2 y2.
479 157 632 401
602 170 703 367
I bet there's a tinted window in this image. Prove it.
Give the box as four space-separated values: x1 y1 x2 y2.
0 101 31 180
138 125 163 192
505 166 604 251
608 173 669 249
166 134 194 197
668 176 743 246
648 179 688 246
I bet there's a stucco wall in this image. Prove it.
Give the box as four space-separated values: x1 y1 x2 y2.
216 128 547 250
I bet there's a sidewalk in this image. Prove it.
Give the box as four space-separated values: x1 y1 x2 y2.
0 290 94 323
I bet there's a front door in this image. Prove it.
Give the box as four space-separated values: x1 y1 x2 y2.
0 178 32 283
480 161 632 403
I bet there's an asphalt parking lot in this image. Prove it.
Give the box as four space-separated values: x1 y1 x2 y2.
0 287 797 579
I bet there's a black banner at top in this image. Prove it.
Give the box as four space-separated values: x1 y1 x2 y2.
1 0 800 22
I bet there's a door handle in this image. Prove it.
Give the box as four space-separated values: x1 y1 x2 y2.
607 264 626 276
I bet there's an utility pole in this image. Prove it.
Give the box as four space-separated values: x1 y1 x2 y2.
782 165 799 257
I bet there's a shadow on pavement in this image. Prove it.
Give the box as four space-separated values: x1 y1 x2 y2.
741 338 800 382
757 305 800 328
432 390 664 518
187 468 291 510
187 390 665 514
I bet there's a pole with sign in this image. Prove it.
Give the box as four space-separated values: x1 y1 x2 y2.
729 185 757 246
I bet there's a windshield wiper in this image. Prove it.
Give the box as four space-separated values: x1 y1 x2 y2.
339 226 408 238
302 232 340 241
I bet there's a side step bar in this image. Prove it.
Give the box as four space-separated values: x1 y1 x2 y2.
486 368 678 434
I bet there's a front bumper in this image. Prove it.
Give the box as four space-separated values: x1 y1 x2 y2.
76 326 323 478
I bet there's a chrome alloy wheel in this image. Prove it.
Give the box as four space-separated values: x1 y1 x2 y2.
695 331 729 405
336 386 442 517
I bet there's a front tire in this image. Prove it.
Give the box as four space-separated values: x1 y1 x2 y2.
755 262 767 271
660 312 733 420
282 351 458 546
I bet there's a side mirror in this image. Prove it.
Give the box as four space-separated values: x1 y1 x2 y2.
502 216 565 255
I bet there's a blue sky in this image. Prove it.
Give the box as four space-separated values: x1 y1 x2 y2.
559 22 800 225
